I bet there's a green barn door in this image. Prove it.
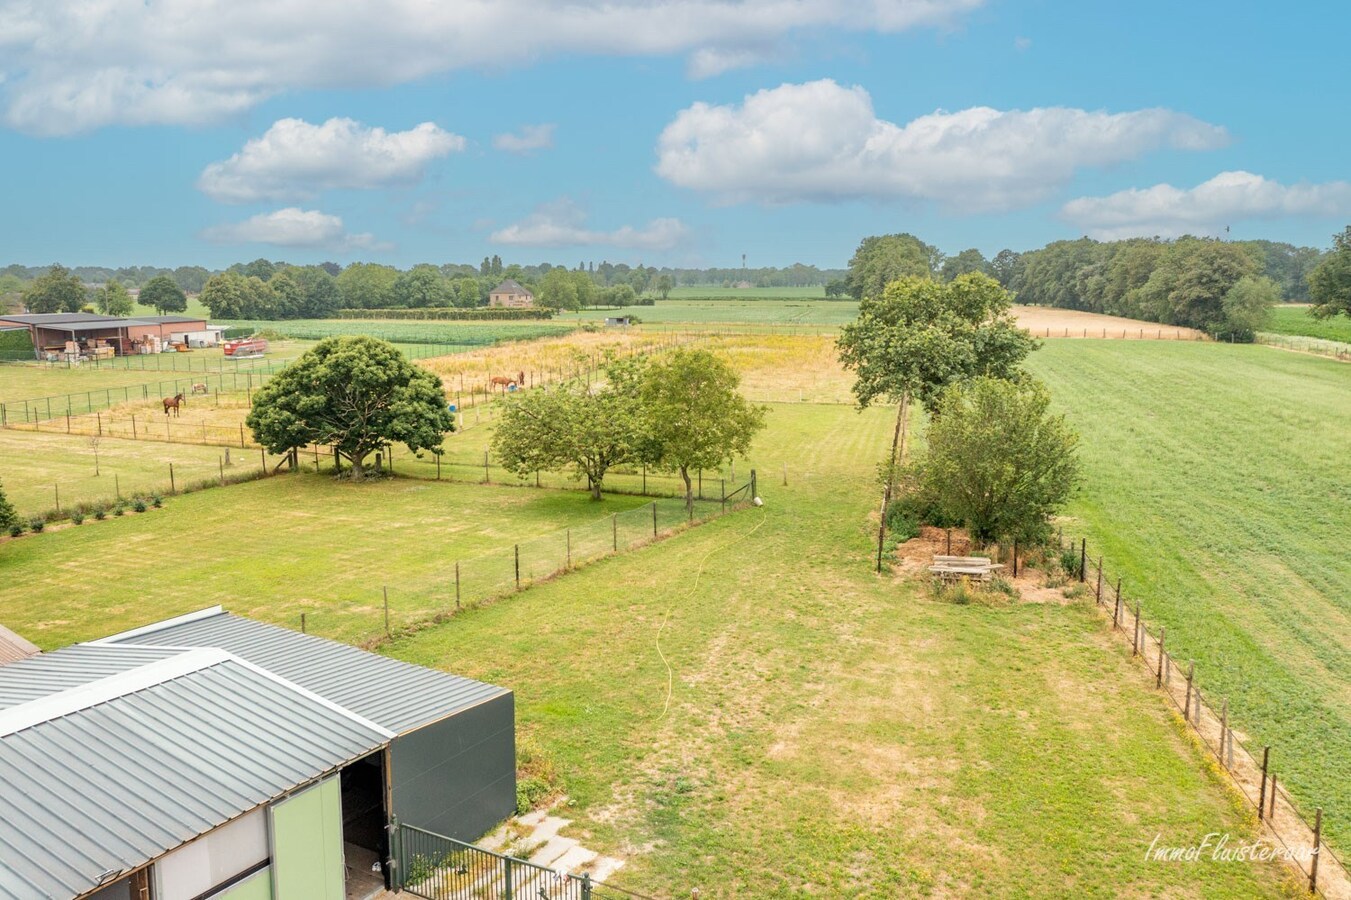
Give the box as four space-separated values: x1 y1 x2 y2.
269 777 344 899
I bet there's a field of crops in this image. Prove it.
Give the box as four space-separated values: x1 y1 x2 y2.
667 285 828 298
1264 304 1351 343
1027 340 1351 849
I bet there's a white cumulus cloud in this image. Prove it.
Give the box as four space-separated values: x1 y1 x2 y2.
199 208 384 251
655 79 1229 212
492 124 556 154
1060 171 1351 240
198 118 464 203
0 1 983 134
490 199 689 251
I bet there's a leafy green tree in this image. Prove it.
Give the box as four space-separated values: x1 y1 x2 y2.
844 233 942 299
337 263 398 309
1220 275 1277 338
940 248 992 282
641 349 766 513
1309 226 1351 319
655 273 674 301
172 265 211 294
493 365 646 499
138 275 187 314
1012 238 1103 309
267 271 302 318
838 273 1038 563
23 264 87 313
246 336 453 479
290 266 341 318
824 279 849 298
0 476 17 532
97 279 134 316
199 272 250 319
537 267 580 311
453 277 483 308
392 264 453 308
1136 238 1257 334
989 249 1021 288
910 376 1079 543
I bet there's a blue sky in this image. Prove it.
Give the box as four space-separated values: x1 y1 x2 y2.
0 0 1347 270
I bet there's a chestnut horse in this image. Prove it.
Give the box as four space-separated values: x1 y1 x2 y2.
163 392 185 416
490 371 525 390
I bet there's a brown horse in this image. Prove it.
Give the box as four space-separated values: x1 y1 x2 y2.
489 371 525 391
163 392 185 416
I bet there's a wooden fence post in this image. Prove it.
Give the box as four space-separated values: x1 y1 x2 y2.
652 502 658 536
484 450 490 484
1310 808 1322 894
54 484 60 514
383 586 390 637
1269 773 1278 820
1079 538 1086 583
1096 560 1104 604
514 544 520 587
1132 603 1141 655
612 513 618 551
455 562 461 609
301 613 306 634
169 463 175 494
1157 627 1166 687
1184 661 1195 723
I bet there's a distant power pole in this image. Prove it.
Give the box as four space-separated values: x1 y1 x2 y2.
742 253 747 271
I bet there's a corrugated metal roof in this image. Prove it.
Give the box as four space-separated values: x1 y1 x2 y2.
108 611 508 734
0 314 113 325
0 625 39 667
0 651 387 900
0 646 181 709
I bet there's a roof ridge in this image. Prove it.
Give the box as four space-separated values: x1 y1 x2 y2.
87 605 225 645
0 648 230 738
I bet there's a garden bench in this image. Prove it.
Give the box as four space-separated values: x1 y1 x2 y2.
928 555 1005 582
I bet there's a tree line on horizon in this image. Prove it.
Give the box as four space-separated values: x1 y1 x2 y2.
842 228 1350 339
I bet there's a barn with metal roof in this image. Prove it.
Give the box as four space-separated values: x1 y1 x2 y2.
0 608 516 900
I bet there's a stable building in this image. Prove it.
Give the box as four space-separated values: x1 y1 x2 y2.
487 279 534 308
0 313 211 360
0 607 516 900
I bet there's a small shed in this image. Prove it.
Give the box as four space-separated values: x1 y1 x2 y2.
605 316 633 327
0 607 516 899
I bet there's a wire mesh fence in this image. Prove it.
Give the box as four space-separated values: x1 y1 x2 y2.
1256 332 1351 361
1062 537 1349 899
292 474 755 648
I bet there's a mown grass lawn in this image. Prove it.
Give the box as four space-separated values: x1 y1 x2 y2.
0 474 706 648
1028 340 1351 851
388 402 1292 897
1265 305 1351 343
0 428 242 515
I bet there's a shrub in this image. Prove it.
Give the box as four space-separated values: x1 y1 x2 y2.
151 494 163 508
113 504 125 517
883 497 920 542
515 777 552 816
1059 546 1082 580
71 512 85 525
132 498 148 513
27 517 44 533
8 523 23 537
93 506 108 520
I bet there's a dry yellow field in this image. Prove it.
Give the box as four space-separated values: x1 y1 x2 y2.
1013 305 1205 340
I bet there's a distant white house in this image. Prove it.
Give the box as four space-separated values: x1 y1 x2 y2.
488 279 534 308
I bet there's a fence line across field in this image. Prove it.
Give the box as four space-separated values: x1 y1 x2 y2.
298 470 758 650
1044 535 1349 899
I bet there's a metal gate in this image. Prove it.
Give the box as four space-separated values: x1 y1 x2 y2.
394 821 596 900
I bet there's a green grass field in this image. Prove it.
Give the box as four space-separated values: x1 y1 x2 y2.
229 319 575 344
0 342 1307 895
0 429 246 515
1028 340 1351 850
667 285 828 299
1265 305 1351 343
569 298 858 327
386 403 1289 896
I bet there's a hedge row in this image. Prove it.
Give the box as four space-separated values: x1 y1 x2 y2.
336 307 555 321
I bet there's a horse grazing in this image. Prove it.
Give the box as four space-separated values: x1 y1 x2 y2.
190 382 208 395
489 370 525 391
163 392 185 417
